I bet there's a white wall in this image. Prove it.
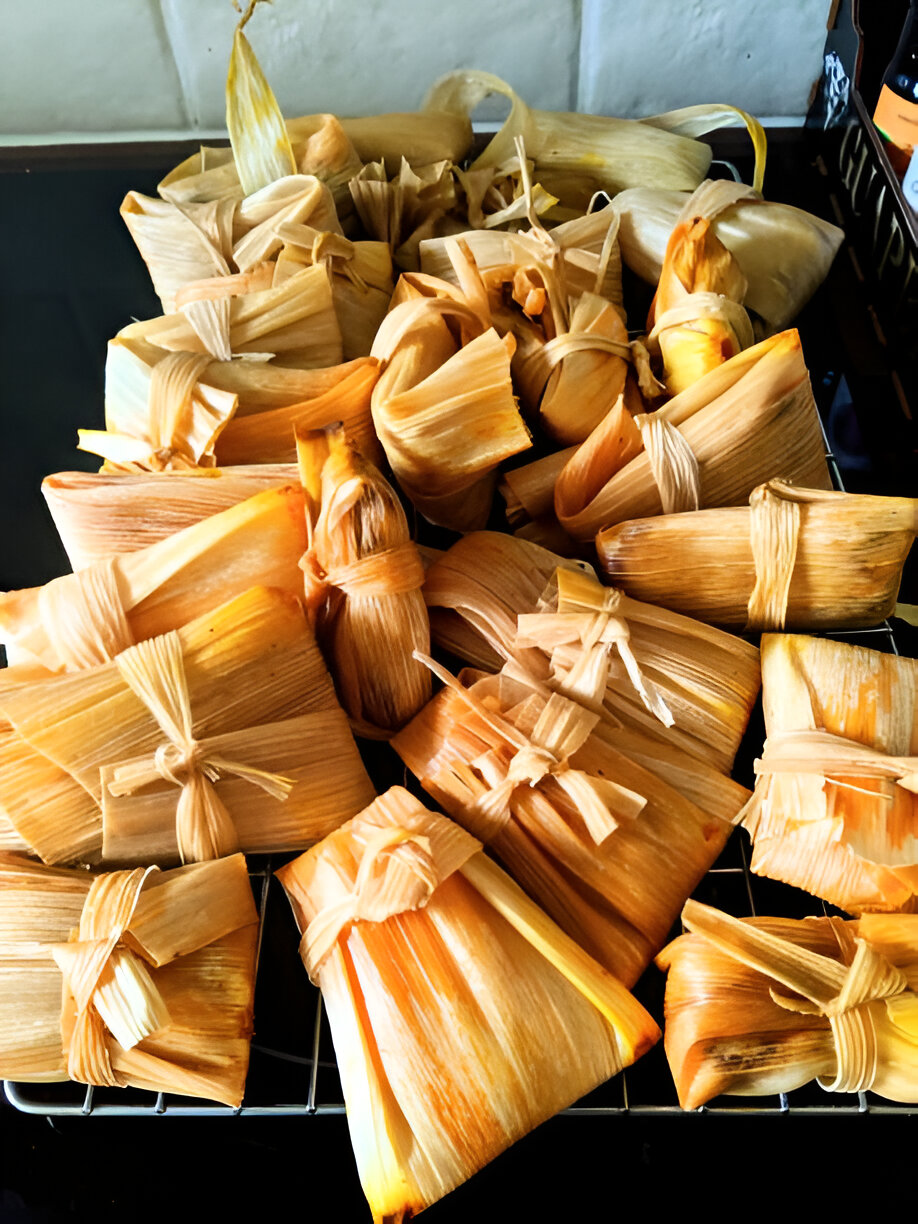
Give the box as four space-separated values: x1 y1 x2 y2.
0 0 834 145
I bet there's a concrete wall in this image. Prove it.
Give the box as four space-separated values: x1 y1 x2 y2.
0 0 834 144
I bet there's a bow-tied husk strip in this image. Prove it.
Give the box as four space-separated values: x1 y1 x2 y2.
108 631 296 863
300 826 441 983
752 728 918 800
415 652 647 845
632 412 701 515
50 866 168 1088
681 900 912 1094
516 568 674 728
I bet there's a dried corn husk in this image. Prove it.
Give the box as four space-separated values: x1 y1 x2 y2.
297 425 431 738
647 181 755 395
658 900 918 1108
596 480 918 630
615 180 845 331
0 485 306 674
277 785 657 1221
554 328 832 542
369 273 531 531
94 337 379 471
349 157 460 272
393 663 738 987
0 851 257 1106
0 585 374 865
423 532 760 774
740 634 918 914
42 465 298 570
424 71 767 202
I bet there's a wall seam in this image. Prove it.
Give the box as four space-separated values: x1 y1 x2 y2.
153 0 195 131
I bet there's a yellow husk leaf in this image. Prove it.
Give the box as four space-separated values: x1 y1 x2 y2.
226 25 297 197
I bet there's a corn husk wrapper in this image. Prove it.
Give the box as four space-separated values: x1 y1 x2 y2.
297 425 431 739
597 480 918 631
42 464 298 570
615 180 845 331
423 532 760 775
424 70 767 202
0 485 306 674
349 157 460 272
0 585 374 866
554 328 832 542
277 785 658 1221
739 634 918 915
0 851 257 1106
369 272 531 531
647 181 755 396
335 111 473 174
394 661 741 987
658 900 918 1108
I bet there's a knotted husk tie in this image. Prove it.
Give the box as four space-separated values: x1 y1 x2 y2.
745 481 802 630
516 569 674 727
416 652 647 845
633 412 701 514
147 350 217 465
50 866 167 1088
681 900 911 1095
753 728 918 799
109 631 296 862
37 559 135 671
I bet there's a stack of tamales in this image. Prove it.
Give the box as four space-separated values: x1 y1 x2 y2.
277 786 659 1219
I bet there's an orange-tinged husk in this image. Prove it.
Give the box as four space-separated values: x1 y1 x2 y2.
657 900 918 1109
42 465 298 570
0 586 374 866
423 532 760 775
0 485 307 674
739 633 918 914
277 786 658 1221
596 480 918 630
297 425 431 738
369 278 531 531
392 665 742 986
0 852 258 1107
554 328 831 541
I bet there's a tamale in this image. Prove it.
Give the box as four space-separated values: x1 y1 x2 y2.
424 70 767 203
394 662 745 986
277 786 658 1221
554 328 832 542
369 271 531 531
0 852 257 1107
297 425 431 738
423 532 760 774
0 485 307 674
615 180 845 331
596 480 918 630
646 181 754 396
740 633 918 914
0 586 375 865
42 465 298 569
349 157 460 272
658 900 918 1109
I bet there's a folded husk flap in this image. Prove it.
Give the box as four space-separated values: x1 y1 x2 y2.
297 424 431 738
554 328 832 541
369 272 531 531
658 900 918 1109
0 485 307 674
277 785 658 1221
739 633 918 915
0 851 258 1106
42 464 298 570
422 531 760 774
596 480 918 631
393 663 739 988
0 585 374 865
